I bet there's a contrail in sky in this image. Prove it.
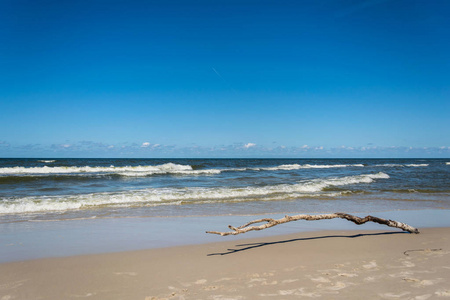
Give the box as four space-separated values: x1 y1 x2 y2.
211 67 236 92
212 67 225 80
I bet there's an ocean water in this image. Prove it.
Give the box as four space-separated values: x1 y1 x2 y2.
0 158 449 224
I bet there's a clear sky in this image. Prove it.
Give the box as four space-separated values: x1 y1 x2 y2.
1 0 449 158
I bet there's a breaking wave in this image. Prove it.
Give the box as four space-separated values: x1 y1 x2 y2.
0 163 368 178
373 164 429 167
0 172 389 214
0 163 220 177
254 164 365 171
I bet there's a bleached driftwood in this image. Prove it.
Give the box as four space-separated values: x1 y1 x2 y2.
206 212 419 236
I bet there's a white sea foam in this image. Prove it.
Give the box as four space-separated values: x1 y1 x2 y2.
38 160 56 163
0 162 370 178
117 163 366 175
373 164 402 167
0 172 389 214
247 163 365 171
374 164 429 167
0 163 219 176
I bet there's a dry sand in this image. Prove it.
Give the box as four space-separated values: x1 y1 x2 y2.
1 227 449 300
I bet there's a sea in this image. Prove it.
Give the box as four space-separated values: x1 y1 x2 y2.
1 158 449 225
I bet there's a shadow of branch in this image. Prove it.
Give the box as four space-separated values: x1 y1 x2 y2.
207 231 407 256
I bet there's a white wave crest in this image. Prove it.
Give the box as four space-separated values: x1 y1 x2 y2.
0 162 368 178
251 163 365 171
0 172 389 214
0 163 219 176
374 163 429 167
38 160 56 163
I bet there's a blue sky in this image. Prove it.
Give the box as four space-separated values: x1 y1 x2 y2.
0 0 449 158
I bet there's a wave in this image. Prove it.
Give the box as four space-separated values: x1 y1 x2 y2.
0 162 368 178
0 172 389 214
389 188 448 194
0 163 220 177
38 160 56 163
373 164 429 167
216 163 365 172
252 164 365 171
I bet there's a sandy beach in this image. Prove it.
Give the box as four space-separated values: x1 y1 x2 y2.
1 227 449 300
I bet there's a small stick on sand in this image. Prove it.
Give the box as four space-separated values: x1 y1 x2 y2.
206 212 420 236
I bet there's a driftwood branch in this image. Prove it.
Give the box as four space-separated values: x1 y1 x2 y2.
206 213 420 236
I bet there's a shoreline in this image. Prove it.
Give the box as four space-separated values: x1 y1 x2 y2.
2 209 450 263
1 227 449 299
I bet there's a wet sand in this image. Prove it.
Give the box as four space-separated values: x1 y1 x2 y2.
1 227 449 299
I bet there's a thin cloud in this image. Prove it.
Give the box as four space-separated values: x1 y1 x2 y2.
244 143 256 149
51 144 72 150
2 141 449 158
